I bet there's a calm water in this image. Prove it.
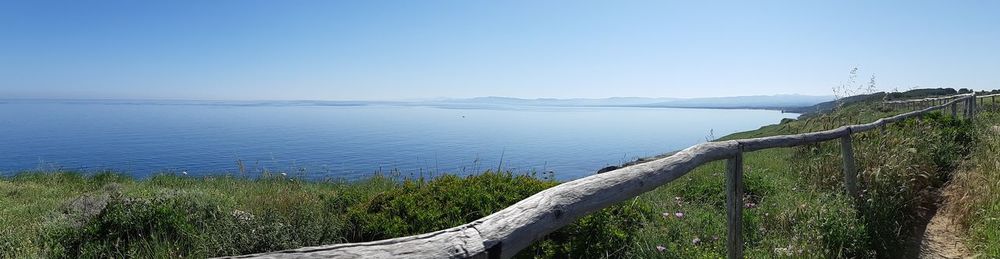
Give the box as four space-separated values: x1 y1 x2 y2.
0 101 796 180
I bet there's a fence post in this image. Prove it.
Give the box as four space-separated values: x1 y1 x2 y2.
963 98 969 118
968 97 974 118
972 94 977 118
969 96 974 118
726 150 744 259
951 102 958 119
841 133 859 201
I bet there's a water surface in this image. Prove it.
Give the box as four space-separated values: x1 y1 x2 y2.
0 101 796 180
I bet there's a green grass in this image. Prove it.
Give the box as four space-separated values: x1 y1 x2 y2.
632 98 974 258
632 148 869 258
0 172 651 258
940 96 1000 257
0 94 986 258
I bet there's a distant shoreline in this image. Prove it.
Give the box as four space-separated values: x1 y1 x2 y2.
0 98 808 113
595 104 803 113
0 94 831 113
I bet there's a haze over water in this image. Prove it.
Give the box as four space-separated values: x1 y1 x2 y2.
0 101 795 180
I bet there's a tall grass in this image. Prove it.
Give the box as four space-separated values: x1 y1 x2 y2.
633 98 974 258
941 98 1000 257
633 148 870 258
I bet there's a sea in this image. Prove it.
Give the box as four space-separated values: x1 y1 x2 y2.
0 100 796 181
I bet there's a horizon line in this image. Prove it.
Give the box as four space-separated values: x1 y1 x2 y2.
0 93 838 103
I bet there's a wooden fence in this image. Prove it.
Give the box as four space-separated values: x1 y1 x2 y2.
228 93 998 259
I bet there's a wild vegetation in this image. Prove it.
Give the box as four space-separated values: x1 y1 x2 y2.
0 91 994 258
937 94 1000 257
0 171 650 258
632 96 974 258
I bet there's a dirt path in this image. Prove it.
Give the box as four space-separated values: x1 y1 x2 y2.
916 124 999 259
919 190 974 259
917 124 1000 258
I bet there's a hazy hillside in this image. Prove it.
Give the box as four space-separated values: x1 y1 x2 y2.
432 96 678 107
788 88 973 118
638 94 834 109
433 95 834 110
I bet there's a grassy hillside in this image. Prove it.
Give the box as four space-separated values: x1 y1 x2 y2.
786 87 977 118
0 92 988 258
631 96 974 258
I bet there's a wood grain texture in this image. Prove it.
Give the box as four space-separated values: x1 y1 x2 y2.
884 93 971 104
841 135 859 200
952 102 958 118
965 99 971 118
725 153 744 259
971 94 977 117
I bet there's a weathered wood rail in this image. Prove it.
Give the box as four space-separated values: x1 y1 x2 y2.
884 93 970 104
883 93 969 112
226 93 986 259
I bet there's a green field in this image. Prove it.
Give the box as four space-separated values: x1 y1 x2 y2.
2 94 999 258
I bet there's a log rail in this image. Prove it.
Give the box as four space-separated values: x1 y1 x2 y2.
227 93 986 259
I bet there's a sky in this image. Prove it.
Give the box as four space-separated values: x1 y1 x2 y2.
1 1 999 100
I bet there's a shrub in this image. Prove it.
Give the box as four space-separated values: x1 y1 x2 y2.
50 193 225 258
37 171 652 258
343 171 653 258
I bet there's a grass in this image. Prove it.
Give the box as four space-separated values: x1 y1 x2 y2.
632 105 974 258
939 95 1000 257
0 93 987 258
632 148 869 258
0 172 651 258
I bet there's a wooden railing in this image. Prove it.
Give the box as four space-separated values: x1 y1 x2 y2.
885 93 960 110
227 93 993 259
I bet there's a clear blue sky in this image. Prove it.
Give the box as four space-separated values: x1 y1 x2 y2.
2 1 998 100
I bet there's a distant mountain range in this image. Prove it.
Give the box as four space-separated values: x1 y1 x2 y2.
2 94 835 112
431 95 835 111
